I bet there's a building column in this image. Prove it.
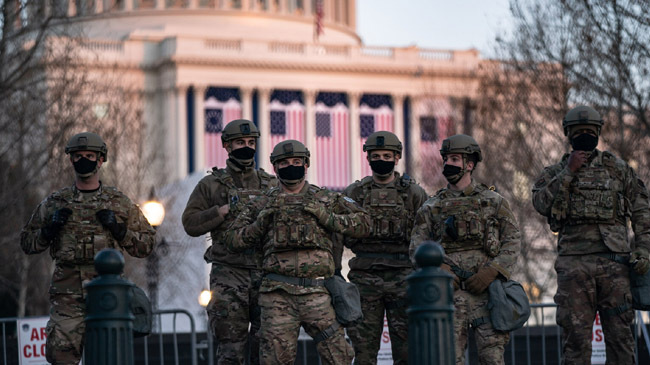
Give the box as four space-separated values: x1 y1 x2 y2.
304 89 318 184
156 0 165 9
175 85 189 179
278 0 287 13
193 85 206 172
258 88 271 171
393 93 406 174
67 0 76 16
409 96 422 182
189 0 199 9
124 0 133 11
241 87 253 121
304 0 312 15
348 91 361 182
95 0 104 13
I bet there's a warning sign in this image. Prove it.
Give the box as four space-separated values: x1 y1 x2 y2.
17 317 49 365
377 314 393 364
591 312 606 364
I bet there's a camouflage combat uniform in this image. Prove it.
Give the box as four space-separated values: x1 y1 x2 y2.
20 184 155 365
182 159 277 364
342 173 428 364
410 179 521 365
224 182 371 365
532 149 650 364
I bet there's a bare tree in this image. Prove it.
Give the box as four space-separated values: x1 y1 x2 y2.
473 0 650 303
0 2 157 317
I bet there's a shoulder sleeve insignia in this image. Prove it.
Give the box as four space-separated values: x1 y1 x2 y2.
343 196 356 204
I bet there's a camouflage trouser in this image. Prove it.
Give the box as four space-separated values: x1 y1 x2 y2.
554 255 634 365
46 293 85 365
347 268 411 365
208 264 263 365
454 288 509 365
258 290 354 365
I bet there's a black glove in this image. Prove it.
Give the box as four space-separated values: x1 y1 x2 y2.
96 209 127 241
41 208 72 241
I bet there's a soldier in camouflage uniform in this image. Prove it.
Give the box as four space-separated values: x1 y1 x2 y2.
342 131 428 364
182 119 277 365
410 134 521 365
20 132 156 365
532 106 650 364
224 140 371 365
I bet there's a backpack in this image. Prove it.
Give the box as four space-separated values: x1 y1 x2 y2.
486 279 531 332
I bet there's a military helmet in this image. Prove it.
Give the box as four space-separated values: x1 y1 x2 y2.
440 134 482 162
65 132 108 161
270 140 310 165
363 131 402 155
562 106 603 136
221 119 260 143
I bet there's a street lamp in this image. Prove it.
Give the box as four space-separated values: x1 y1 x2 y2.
198 290 212 308
142 192 166 328
142 199 165 227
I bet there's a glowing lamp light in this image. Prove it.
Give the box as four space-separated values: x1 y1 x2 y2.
198 290 212 307
142 200 165 227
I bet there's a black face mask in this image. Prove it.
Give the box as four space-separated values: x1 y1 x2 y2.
278 165 305 185
73 157 98 176
571 133 598 151
230 146 255 160
442 164 464 184
369 160 395 176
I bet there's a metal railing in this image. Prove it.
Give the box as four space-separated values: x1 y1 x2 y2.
2 306 650 365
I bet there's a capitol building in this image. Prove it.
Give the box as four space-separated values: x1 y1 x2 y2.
52 0 483 329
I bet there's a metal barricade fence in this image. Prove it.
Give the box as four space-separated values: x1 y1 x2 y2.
2 306 650 364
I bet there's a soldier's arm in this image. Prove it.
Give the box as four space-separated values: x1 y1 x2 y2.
182 179 226 237
488 198 522 280
20 200 51 255
224 197 269 252
327 194 371 238
409 202 437 263
411 185 429 211
625 167 650 251
340 186 360 248
119 201 157 258
531 164 573 217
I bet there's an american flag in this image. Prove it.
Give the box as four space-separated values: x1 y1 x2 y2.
314 0 324 41
204 88 242 169
359 94 394 178
269 90 305 148
418 98 454 188
314 92 349 190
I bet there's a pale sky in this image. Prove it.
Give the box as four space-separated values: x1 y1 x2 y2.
356 0 512 56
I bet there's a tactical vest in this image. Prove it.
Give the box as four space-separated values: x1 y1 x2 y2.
267 186 332 253
358 176 413 246
213 168 273 226
49 187 125 264
565 152 628 226
435 186 501 256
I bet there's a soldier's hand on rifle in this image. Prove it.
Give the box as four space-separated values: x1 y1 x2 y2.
96 209 127 241
255 208 275 228
218 204 230 218
630 247 650 275
568 151 588 172
465 266 499 294
441 264 460 290
41 208 73 241
304 200 332 226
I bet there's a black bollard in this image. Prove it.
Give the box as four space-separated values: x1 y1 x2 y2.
84 249 135 365
407 241 455 365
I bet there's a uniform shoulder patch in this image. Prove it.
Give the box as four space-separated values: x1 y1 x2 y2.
343 196 356 204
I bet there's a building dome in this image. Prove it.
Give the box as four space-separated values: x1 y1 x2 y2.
51 0 360 45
